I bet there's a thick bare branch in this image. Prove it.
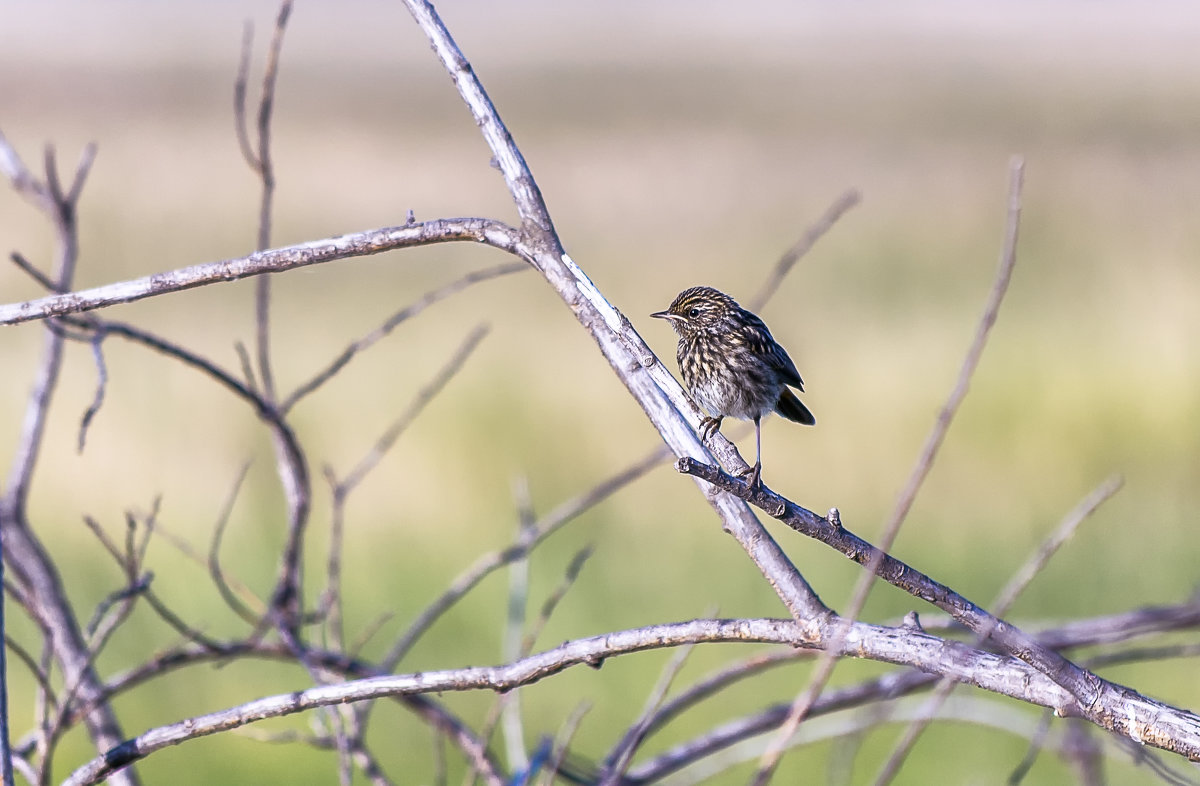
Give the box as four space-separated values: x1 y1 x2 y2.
399 0 828 627
873 474 1124 784
753 159 1028 786
675 458 1200 759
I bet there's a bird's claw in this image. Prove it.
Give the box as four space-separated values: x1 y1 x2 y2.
739 462 762 490
698 416 723 442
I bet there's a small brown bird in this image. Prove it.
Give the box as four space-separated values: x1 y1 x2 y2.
652 286 815 488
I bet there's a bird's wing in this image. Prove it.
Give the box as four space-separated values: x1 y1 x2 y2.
741 310 805 391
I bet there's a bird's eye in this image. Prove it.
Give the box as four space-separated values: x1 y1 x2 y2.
687 307 700 318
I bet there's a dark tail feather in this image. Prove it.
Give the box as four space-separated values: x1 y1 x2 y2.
777 387 816 426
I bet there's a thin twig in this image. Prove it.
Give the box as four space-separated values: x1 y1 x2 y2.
748 188 861 312
519 546 592 656
321 467 349 653
501 479 536 775
384 444 668 670
600 634 702 785
0 218 526 326
339 324 489 492
282 261 526 412
80 517 125 568
248 0 293 403
748 157 1026 786
541 702 591 786
77 327 109 452
151 522 263 618
208 463 262 625
9 252 60 293
233 23 258 171
870 478 1124 784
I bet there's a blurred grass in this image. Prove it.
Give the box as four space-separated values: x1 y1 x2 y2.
2 1 1199 783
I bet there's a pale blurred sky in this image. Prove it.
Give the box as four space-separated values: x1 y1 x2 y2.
5 0 1200 72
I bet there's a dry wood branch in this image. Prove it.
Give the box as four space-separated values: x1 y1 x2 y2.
70 609 1199 786
34 594 1194 786
600 638 700 785
9 251 59 293
33 617 987 784
753 159 1027 786
873 474 1124 784
674 458 1200 759
0 219 525 325
0 133 137 786
399 0 827 628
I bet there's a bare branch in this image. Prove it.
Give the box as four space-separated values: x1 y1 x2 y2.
233 22 259 171
401 0 827 626
0 219 525 325
872 476 1124 784
42 617 1031 785
208 464 261 625
384 444 668 670
542 703 591 786
338 324 489 493
748 188 861 312
8 252 59 293
520 546 592 656
600 637 700 785
246 0 295 403
0 131 138 786
674 458 1200 759
634 648 809 746
282 261 526 412
77 327 109 452
750 158 1026 786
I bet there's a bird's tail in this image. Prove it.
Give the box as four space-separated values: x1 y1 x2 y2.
777 387 816 426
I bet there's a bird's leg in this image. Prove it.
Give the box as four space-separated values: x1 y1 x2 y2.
698 415 723 442
739 415 763 489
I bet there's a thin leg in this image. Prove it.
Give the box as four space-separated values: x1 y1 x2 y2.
745 415 763 489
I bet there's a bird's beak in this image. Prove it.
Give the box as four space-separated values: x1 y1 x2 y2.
650 310 677 321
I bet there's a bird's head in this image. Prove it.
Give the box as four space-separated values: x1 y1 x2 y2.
650 286 737 338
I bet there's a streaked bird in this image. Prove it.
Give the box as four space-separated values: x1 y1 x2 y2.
652 286 814 488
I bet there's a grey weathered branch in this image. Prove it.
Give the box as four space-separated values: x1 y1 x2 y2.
0 132 139 786
397 0 829 627
62 613 1140 786
674 457 1200 760
0 219 525 325
47 593 1200 785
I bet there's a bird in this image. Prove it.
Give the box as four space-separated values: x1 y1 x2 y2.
651 286 815 488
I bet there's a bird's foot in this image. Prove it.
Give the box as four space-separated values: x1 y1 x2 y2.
698 416 723 442
738 462 762 490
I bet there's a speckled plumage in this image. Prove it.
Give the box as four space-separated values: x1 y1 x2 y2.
651 286 814 487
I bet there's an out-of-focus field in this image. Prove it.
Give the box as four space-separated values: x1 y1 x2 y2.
2 1 1199 783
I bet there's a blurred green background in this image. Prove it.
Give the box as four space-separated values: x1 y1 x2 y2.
2 1 1199 783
